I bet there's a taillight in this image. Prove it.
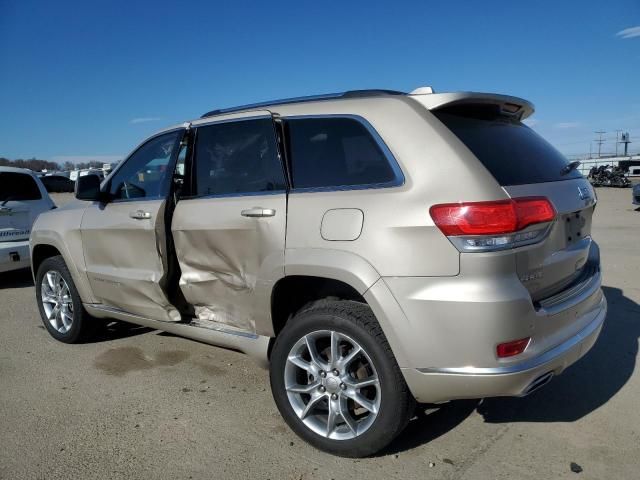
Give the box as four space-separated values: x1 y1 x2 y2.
497 337 530 358
430 197 556 252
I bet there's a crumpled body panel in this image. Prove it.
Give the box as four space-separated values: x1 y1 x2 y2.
171 194 286 333
80 200 180 322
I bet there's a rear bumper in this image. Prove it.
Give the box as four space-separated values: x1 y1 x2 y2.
0 240 30 273
401 296 606 402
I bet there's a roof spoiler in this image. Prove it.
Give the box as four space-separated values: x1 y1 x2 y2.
409 89 535 120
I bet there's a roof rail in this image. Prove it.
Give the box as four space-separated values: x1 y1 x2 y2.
200 89 406 118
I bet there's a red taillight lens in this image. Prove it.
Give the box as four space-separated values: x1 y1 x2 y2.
429 197 556 236
496 337 530 358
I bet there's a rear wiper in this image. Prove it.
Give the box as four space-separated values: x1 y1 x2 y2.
561 160 581 175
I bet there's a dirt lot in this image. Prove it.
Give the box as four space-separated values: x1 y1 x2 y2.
1 189 638 479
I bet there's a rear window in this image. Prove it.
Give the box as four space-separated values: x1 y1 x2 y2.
434 105 582 185
285 117 399 189
0 172 42 201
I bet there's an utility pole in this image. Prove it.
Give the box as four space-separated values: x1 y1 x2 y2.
615 130 622 156
594 131 606 158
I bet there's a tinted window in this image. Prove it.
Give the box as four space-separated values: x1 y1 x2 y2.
194 118 285 196
109 131 181 200
285 117 397 189
434 106 582 186
0 172 42 201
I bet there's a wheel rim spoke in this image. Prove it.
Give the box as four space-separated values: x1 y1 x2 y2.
349 375 379 389
300 393 324 420
304 335 325 370
283 329 381 440
326 399 339 436
338 345 361 369
329 331 340 366
343 390 378 414
341 401 358 435
286 382 320 394
287 353 314 374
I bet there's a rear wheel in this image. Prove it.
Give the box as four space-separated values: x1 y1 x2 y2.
36 255 94 343
270 300 414 457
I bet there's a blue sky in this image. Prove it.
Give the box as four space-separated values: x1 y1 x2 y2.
1 0 639 163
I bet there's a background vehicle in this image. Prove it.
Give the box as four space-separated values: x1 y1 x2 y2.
1 167 55 273
633 183 640 207
40 174 75 193
588 164 632 188
30 88 606 457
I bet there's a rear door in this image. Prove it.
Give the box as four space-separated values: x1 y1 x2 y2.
171 113 287 334
80 129 185 321
434 107 596 301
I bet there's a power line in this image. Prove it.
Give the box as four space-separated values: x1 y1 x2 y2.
594 131 606 158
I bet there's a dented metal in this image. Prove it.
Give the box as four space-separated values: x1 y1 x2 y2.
171 193 287 333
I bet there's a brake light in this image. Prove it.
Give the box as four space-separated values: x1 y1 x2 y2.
429 197 555 236
497 337 530 358
429 197 556 252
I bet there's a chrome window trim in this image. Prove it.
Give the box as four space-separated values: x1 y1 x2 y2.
192 113 272 129
282 114 405 193
180 189 286 202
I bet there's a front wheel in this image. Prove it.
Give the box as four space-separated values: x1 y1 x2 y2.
270 300 414 457
36 255 95 343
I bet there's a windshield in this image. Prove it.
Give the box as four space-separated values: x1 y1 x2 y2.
434 105 582 186
0 172 42 202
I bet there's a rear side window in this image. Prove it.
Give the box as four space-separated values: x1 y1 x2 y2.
285 117 399 189
0 172 42 201
193 118 285 196
434 105 582 186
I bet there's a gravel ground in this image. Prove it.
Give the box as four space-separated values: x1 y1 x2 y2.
0 189 638 479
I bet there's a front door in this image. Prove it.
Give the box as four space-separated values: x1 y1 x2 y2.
81 129 185 321
171 113 287 334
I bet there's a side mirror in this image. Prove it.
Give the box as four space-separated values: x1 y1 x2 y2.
75 174 103 201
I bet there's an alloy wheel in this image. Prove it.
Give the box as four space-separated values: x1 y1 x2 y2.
40 270 74 334
284 330 381 440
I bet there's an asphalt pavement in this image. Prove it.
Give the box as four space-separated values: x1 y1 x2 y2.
1 189 638 479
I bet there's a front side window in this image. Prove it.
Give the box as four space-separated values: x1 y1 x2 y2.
109 131 181 200
193 118 285 196
285 117 398 189
0 172 42 201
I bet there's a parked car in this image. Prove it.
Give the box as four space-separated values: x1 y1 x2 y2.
633 183 640 207
40 174 75 193
1 167 55 273
30 88 607 457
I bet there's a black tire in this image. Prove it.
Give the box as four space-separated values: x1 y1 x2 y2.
35 255 95 343
270 300 415 457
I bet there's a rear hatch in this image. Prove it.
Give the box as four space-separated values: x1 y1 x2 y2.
0 171 44 242
433 104 596 302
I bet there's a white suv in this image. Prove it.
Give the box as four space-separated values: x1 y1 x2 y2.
0 167 54 273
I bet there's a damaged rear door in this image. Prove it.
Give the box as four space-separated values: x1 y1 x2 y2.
81 129 185 322
171 113 287 334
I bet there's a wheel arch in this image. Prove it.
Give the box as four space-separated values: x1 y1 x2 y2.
31 243 62 278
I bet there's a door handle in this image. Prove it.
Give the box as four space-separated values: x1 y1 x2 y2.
241 207 276 218
129 210 151 220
